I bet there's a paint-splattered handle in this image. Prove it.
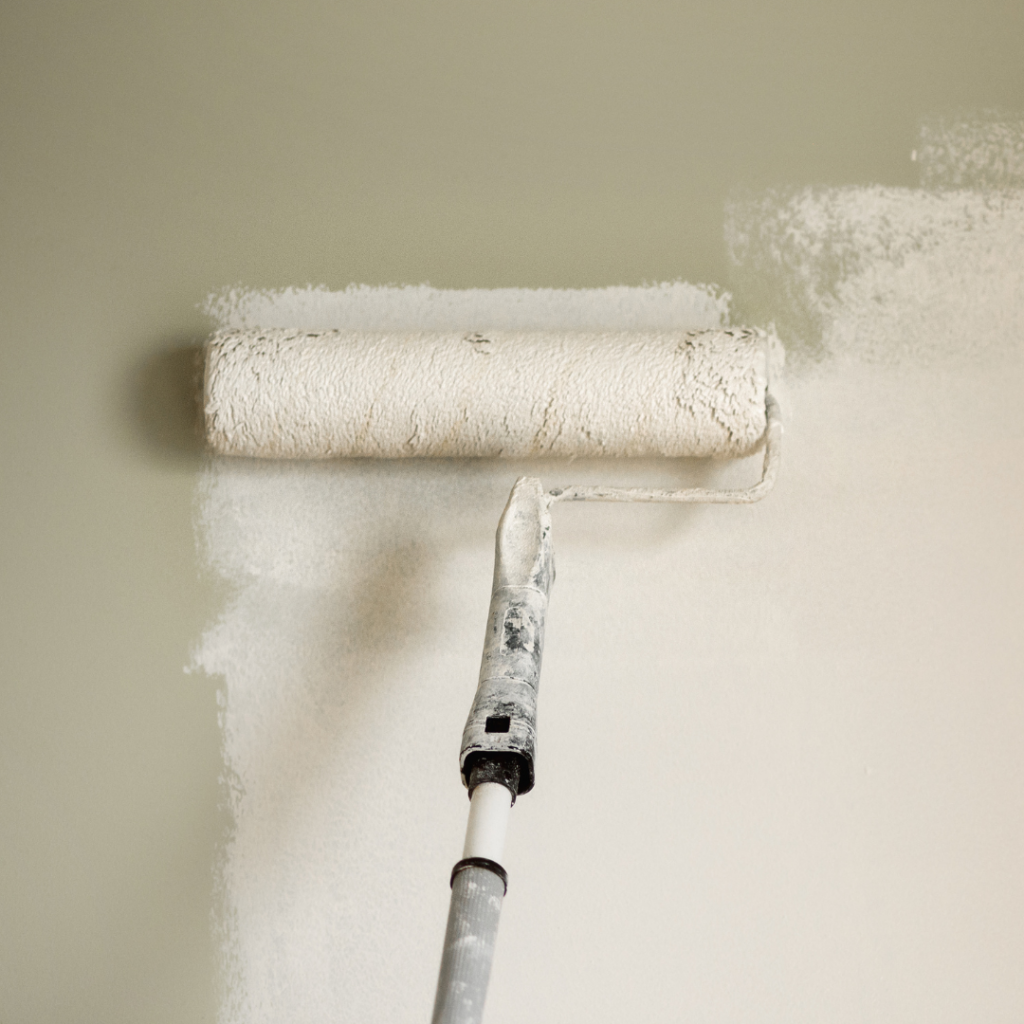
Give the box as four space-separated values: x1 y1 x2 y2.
459 477 554 796
431 865 506 1024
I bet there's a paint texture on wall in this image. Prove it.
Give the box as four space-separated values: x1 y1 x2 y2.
193 119 1024 1024
204 283 730 334
727 115 1024 366
917 111 1024 190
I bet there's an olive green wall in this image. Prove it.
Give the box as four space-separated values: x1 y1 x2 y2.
1 3 1022 1021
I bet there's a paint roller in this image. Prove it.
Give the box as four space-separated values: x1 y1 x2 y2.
204 326 782 1024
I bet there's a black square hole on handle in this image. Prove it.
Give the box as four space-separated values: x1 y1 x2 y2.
485 715 511 733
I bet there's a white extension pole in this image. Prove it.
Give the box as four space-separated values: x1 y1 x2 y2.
462 783 513 862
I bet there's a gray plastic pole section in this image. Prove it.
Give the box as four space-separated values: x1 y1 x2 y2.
431 865 505 1024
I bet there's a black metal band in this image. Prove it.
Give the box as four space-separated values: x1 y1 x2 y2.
450 857 508 896
465 754 523 804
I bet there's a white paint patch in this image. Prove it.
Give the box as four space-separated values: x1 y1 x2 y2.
727 186 1024 365
726 114 1024 367
917 110 1024 189
194 118 1024 1024
193 284 736 1024
204 282 730 333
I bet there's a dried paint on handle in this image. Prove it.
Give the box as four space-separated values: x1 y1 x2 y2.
460 478 553 795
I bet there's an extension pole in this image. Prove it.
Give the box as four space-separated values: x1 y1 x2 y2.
431 784 513 1024
431 478 554 1024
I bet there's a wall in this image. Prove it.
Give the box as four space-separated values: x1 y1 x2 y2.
1 3 1022 1023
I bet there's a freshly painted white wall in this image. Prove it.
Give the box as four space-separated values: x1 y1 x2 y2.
195 146 1024 1022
